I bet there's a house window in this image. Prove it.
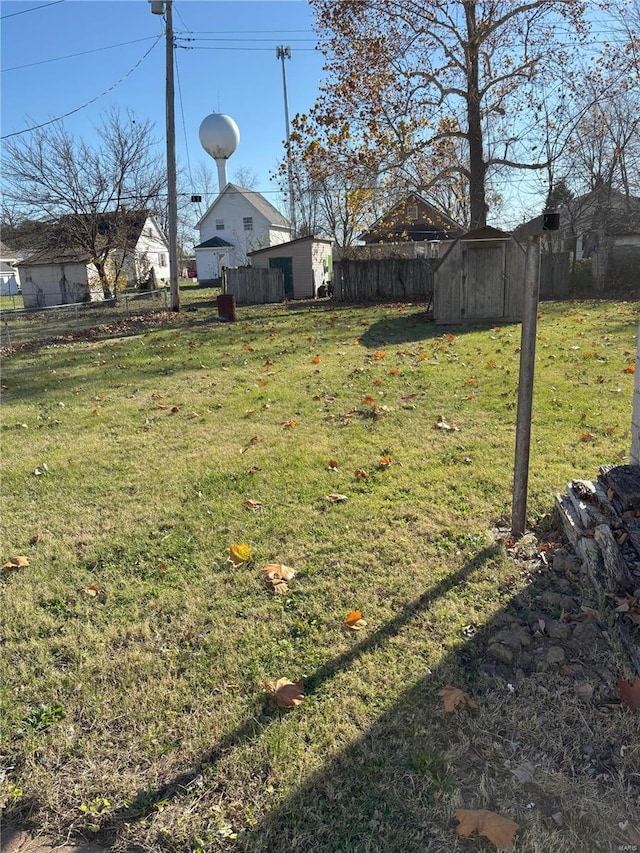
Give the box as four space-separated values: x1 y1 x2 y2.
407 204 418 221
159 254 167 266
216 219 224 230
243 217 253 231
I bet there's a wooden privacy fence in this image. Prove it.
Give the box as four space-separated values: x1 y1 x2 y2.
333 257 436 302
539 252 570 300
224 268 284 304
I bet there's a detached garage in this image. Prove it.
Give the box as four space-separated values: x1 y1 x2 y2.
248 236 333 300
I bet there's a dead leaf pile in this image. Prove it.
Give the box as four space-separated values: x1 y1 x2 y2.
2 555 29 571
440 684 477 713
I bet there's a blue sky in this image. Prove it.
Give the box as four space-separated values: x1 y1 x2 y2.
0 0 325 208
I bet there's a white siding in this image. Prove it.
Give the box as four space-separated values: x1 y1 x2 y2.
200 196 274 267
18 262 102 308
133 217 170 284
250 238 333 300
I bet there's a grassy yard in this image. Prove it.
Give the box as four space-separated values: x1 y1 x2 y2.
0 297 638 852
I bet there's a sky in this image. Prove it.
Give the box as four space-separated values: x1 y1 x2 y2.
0 0 326 214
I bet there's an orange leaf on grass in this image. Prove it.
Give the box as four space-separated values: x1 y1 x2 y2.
389 368 399 375
354 469 369 479
379 456 392 467
243 343 253 351
345 610 367 630
263 564 295 594
243 499 263 511
312 355 322 363
623 364 635 374
373 350 386 359
282 420 297 429
328 459 339 470
229 543 252 566
2 555 29 570
581 431 597 441
363 395 376 404
456 809 520 852
266 678 305 708
618 677 640 710
440 685 477 713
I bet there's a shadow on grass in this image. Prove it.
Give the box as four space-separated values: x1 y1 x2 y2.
97 546 499 839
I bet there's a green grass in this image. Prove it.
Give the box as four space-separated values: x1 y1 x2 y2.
0 297 638 851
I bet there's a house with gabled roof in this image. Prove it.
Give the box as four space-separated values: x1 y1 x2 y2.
0 240 19 296
194 183 291 283
358 191 466 257
14 210 169 308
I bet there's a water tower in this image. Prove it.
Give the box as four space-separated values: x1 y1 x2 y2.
199 112 240 195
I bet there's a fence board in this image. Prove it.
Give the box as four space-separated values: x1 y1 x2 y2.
333 258 435 302
224 268 284 304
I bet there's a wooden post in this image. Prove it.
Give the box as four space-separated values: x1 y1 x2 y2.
511 236 540 538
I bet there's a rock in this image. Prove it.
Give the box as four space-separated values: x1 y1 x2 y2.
546 645 566 665
491 624 533 649
546 620 571 641
553 552 582 573
487 643 514 664
540 590 576 612
572 620 603 647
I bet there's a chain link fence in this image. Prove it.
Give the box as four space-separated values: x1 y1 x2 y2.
0 289 170 350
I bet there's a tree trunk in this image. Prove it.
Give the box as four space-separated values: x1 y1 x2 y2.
464 1 488 230
94 261 114 300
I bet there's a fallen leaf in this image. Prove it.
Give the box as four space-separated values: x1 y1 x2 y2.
373 350 386 359
434 416 459 431
623 364 635 374
243 499 263 511
354 468 369 479
379 456 392 467
282 420 297 429
456 808 520 852
363 395 376 404
581 431 597 441
240 436 260 453
440 685 477 713
618 677 640 710
510 760 535 784
326 493 348 503
389 368 399 375
266 678 305 708
1 555 29 570
328 459 339 470
82 585 100 597
243 343 253 351
33 464 49 476
170 406 180 414
345 609 367 630
229 543 252 566
312 355 321 363
263 563 295 593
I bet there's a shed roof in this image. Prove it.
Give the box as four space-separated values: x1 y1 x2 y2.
247 235 333 257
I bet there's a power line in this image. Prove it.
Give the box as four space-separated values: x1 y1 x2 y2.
1 36 159 73
0 0 64 20
1 35 162 140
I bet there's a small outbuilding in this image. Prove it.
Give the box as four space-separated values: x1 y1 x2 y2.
247 236 333 300
433 226 525 325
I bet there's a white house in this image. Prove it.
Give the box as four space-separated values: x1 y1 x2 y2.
0 241 19 295
194 183 291 283
15 211 170 308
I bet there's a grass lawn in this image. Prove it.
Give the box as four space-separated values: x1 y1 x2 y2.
0 296 638 852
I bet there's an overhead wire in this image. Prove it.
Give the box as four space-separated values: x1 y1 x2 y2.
1 36 160 73
1 34 163 140
0 0 64 20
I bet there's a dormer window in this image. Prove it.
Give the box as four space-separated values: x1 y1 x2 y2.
216 219 224 230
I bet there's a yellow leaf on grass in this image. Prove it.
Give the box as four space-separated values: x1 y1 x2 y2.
266 678 305 708
345 610 367 630
456 809 520 852
440 685 477 713
229 543 252 566
2 555 29 570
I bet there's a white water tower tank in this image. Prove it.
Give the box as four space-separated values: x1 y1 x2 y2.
199 113 240 194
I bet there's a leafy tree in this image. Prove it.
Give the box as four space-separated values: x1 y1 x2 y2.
2 108 165 298
302 0 596 228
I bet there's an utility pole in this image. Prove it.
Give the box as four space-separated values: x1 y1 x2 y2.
276 45 297 238
150 0 180 311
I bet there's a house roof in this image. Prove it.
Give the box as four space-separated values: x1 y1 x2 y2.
195 184 291 230
514 187 640 238
247 235 333 257
13 210 166 266
460 225 512 240
359 192 466 243
194 236 234 249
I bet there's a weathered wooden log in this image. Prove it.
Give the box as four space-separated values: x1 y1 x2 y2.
593 523 634 592
598 464 640 513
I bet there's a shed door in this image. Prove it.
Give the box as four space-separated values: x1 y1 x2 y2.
269 257 293 298
462 243 506 319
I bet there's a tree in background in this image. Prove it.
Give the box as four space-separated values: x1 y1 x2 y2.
2 108 165 298
297 0 599 229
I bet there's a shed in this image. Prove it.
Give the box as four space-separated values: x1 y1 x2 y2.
248 236 333 300
16 249 104 308
433 226 525 325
